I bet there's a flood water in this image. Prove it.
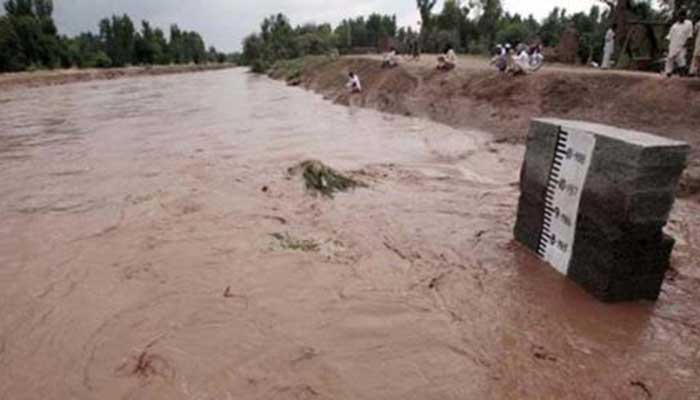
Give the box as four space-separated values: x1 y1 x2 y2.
1 68 699 399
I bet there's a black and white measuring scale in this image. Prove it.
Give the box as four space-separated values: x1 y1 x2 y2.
536 128 596 275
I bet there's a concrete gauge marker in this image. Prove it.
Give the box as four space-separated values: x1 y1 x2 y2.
514 118 690 302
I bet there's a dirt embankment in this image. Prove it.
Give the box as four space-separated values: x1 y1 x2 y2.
0 63 237 90
270 56 700 199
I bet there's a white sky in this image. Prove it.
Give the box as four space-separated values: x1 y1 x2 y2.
51 1 610 52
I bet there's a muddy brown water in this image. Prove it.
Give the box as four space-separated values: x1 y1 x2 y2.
1 68 699 399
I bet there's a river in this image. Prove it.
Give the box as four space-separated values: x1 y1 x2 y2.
1 68 699 399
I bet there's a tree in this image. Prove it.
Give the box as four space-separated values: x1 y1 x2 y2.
434 0 475 51
242 33 267 72
417 0 438 31
539 7 567 47
4 0 34 17
474 0 503 47
1 0 62 70
366 13 396 47
0 1 218 72
99 14 135 67
134 20 161 65
0 15 27 71
294 23 337 56
152 28 170 64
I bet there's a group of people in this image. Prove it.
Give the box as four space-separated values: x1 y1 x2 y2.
383 44 459 71
490 43 545 75
352 8 700 94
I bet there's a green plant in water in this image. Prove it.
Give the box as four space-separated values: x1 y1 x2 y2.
289 160 367 198
271 232 320 252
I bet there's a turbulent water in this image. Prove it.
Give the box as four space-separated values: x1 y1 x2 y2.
1 68 699 399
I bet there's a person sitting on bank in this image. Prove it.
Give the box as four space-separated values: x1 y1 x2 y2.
437 45 457 71
490 44 507 72
382 47 399 68
529 44 544 70
507 44 530 75
346 72 362 93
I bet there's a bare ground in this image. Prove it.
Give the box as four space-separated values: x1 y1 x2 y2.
269 55 700 200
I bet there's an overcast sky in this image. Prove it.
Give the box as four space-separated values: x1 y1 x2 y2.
51 0 604 52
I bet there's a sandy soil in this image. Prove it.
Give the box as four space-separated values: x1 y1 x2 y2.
0 64 236 90
270 55 700 200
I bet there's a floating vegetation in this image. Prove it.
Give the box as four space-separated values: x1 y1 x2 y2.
271 232 320 253
289 159 366 198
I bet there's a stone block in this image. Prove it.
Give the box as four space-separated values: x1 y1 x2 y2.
514 118 690 302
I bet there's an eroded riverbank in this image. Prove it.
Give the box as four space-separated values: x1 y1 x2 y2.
1 69 699 399
269 55 700 200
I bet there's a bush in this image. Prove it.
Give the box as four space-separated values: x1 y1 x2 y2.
422 29 461 53
93 51 112 68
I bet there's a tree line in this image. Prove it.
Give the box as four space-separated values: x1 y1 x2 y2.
242 13 397 72
241 0 683 72
0 0 231 73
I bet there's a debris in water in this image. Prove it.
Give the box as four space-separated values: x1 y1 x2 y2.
532 345 558 362
115 342 175 382
288 160 366 198
630 380 652 399
261 185 269 193
271 232 320 253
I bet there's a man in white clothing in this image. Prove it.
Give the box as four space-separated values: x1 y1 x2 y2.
601 24 616 69
665 10 694 77
346 72 361 93
382 47 398 68
437 45 457 71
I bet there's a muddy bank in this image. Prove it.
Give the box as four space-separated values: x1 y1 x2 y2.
0 63 237 89
269 56 700 199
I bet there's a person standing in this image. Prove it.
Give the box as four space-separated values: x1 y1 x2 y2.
601 24 616 69
665 10 694 77
691 18 700 76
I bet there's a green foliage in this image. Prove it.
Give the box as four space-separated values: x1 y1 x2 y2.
475 0 504 47
0 15 26 71
539 7 567 47
0 0 230 73
242 14 341 72
417 0 438 30
99 14 135 67
168 26 208 64
289 160 367 198
133 20 163 65
334 14 396 53
423 0 476 52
